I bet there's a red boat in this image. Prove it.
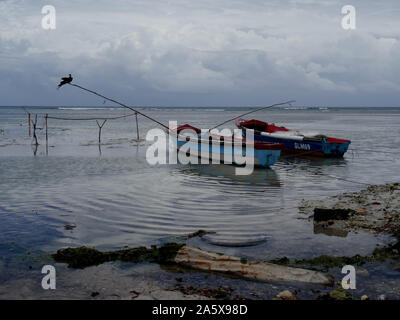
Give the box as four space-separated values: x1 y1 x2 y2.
236 118 351 157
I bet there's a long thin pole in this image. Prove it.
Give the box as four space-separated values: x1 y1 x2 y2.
32 114 39 146
68 83 169 130
45 114 48 155
209 100 295 131
66 82 293 132
135 112 140 140
28 113 31 137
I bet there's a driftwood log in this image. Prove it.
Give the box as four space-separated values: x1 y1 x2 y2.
175 246 333 285
52 243 332 285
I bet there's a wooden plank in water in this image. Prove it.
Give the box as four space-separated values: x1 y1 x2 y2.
175 246 333 285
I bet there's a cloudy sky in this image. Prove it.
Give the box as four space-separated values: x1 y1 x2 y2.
0 0 399 106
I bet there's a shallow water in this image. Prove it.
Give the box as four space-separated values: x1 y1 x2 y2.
0 106 400 298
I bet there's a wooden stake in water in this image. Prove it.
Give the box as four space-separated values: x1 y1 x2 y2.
28 113 31 137
135 112 139 141
96 119 107 144
32 114 39 146
45 114 48 155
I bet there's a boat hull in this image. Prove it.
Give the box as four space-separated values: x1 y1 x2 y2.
241 132 350 157
236 119 351 157
171 131 282 167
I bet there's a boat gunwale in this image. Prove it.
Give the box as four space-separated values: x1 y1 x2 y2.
169 127 284 151
235 118 351 145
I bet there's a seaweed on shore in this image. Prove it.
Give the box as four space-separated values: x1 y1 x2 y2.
52 243 184 268
52 230 214 269
317 287 353 300
186 230 213 239
52 222 400 276
53 238 400 271
270 240 400 272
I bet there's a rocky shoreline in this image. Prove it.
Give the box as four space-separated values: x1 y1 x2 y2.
48 182 400 300
3 183 400 300
299 182 400 236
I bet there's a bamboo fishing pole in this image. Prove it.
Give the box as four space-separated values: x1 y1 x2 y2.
65 81 294 132
67 83 169 130
209 100 295 131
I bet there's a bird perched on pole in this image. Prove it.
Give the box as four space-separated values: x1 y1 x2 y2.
57 74 73 89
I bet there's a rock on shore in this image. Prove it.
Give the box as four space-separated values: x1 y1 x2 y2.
300 183 400 236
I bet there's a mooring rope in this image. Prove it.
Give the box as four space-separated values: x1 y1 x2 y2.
275 150 373 186
275 160 371 186
348 148 399 155
47 113 137 121
314 173 371 186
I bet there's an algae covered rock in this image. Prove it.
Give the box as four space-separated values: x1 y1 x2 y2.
317 287 353 300
328 287 353 300
52 246 107 268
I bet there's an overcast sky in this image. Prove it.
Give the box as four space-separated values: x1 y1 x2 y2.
0 0 399 107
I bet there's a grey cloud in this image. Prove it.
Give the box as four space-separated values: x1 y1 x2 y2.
0 0 399 106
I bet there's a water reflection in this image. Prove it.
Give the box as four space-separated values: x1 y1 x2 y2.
176 164 281 188
313 221 349 238
169 165 284 247
31 143 38 156
279 156 347 168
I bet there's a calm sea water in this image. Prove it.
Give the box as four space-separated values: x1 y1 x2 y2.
1 106 400 298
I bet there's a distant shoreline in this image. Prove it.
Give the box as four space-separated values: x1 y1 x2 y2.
1 106 400 109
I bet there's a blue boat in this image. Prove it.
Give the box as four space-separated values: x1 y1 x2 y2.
171 124 284 167
236 119 351 157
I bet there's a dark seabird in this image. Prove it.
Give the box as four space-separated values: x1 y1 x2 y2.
57 74 73 89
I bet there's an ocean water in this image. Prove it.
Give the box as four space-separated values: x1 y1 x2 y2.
0 106 400 298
